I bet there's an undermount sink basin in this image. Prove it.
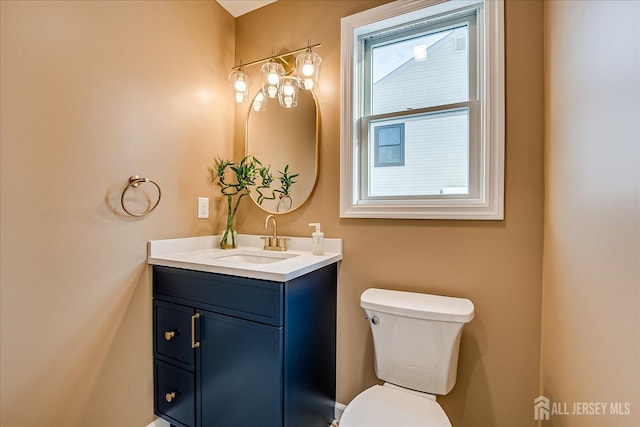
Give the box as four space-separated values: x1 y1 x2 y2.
198 249 299 265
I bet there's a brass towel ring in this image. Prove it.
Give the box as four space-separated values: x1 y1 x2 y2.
121 175 161 217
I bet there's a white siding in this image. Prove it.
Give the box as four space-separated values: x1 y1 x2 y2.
369 110 469 196
372 28 468 115
369 28 470 197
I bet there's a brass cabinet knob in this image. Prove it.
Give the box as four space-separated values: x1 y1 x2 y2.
164 331 176 341
165 391 177 403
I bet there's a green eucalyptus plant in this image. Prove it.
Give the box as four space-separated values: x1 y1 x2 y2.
211 155 298 248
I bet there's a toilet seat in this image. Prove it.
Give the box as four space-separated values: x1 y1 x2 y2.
339 384 452 427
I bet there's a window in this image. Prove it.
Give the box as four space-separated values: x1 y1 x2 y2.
374 123 404 167
340 0 504 219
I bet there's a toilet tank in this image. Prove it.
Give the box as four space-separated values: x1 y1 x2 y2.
361 288 474 395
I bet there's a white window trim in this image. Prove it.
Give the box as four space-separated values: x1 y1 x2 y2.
340 0 504 220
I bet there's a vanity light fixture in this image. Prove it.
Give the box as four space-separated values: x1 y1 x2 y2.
228 62 250 103
261 56 285 98
252 91 267 112
229 41 322 106
278 76 299 108
296 40 322 90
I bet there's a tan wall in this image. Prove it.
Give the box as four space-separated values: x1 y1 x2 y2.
541 1 640 426
4 1 637 426
0 1 234 426
234 1 545 426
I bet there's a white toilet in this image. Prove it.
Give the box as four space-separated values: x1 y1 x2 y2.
340 288 474 427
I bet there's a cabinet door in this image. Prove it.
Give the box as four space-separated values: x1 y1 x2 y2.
198 310 283 427
154 300 195 370
155 359 195 427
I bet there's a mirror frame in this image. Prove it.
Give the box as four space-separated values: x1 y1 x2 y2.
245 90 319 214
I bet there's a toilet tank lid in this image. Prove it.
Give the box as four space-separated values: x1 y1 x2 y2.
361 288 474 323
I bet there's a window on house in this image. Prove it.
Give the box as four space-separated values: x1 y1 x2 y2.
340 0 505 219
374 123 404 167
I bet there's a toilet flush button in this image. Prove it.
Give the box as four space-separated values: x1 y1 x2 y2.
366 316 380 325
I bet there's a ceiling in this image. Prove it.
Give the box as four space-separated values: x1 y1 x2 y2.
216 0 278 17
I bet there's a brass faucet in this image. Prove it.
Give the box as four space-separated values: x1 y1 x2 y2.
262 214 288 251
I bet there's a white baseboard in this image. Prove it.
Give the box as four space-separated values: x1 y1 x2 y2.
146 418 170 427
147 403 347 427
335 401 347 420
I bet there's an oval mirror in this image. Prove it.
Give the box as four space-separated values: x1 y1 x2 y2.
245 90 318 214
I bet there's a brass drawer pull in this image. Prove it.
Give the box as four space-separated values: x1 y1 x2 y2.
165 391 177 403
191 313 200 348
164 331 176 341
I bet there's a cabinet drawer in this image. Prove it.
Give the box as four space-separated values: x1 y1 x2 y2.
154 301 194 369
154 266 283 326
154 360 195 427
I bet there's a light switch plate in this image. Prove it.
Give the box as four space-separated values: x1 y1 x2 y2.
197 197 209 219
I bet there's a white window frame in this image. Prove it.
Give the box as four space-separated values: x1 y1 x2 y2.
340 0 504 219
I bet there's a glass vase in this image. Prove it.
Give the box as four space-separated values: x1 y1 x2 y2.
219 196 237 249
220 225 237 249
276 195 293 213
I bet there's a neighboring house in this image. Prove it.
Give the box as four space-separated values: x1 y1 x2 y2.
369 27 470 197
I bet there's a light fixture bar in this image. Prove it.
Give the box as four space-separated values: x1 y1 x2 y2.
231 43 322 70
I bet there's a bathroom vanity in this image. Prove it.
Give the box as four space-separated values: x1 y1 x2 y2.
148 235 342 427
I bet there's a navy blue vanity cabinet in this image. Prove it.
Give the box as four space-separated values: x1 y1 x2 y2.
152 263 337 427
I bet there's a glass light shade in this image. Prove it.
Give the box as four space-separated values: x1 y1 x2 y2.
229 69 251 103
261 61 285 98
252 91 267 112
278 76 299 108
296 50 321 90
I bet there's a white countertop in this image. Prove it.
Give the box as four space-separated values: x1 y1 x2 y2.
148 234 343 282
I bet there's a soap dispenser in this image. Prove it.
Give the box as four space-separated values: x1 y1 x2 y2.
308 223 324 255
